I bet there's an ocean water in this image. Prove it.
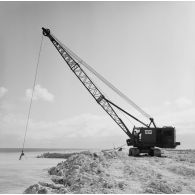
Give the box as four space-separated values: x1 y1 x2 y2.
0 148 83 194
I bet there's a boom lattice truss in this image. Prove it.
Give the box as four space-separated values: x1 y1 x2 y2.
42 28 133 138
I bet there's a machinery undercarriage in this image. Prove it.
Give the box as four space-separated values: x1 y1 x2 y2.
128 147 161 157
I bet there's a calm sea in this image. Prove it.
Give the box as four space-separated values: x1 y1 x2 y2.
0 148 84 194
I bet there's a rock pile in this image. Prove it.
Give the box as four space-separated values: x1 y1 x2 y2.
24 150 121 194
145 179 182 194
37 152 78 159
24 149 195 194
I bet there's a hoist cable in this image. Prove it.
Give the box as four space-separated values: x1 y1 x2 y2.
119 109 135 126
52 35 136 128
52 34 151 119
19 34 44 160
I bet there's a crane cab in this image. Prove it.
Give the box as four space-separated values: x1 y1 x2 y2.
126 126 180 156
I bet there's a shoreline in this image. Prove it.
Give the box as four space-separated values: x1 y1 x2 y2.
24 149 195 194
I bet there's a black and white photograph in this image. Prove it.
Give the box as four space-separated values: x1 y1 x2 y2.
0 1 195 194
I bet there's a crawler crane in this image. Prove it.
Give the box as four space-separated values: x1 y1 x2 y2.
42 28 180 157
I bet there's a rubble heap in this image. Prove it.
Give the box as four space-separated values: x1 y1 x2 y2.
24 150 123 194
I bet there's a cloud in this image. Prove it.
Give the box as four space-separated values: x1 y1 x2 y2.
153 99 195 136
0 105 194 148
0 95 194 148
163 97 193 109
25 84 54 102
174 97 192 108
27 113 121 139
0 109 128 148
144 97 195 137
164 101 171 106
0 87 8 98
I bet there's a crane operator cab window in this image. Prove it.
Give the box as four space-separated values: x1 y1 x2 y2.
133 128 141 143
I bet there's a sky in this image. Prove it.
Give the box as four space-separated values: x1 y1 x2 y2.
0 2 195 149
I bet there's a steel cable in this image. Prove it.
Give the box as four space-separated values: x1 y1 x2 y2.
52 34 151 119
19 34 44 160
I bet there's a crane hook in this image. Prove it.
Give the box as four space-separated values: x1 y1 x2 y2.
19 150 25 160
